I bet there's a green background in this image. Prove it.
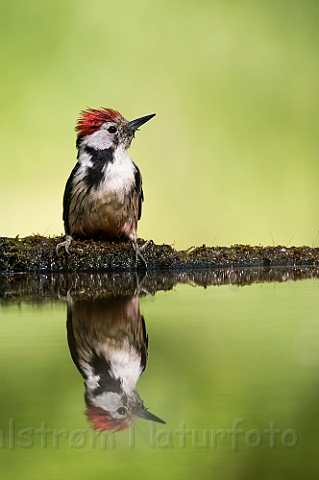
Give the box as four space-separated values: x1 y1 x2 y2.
1 0 318 249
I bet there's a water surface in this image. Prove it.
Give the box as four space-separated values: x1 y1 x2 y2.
1 270 319 479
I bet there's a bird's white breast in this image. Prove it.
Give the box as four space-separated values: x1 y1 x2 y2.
98 146 136 202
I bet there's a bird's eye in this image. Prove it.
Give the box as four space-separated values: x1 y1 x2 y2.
116 407 127 415
108 126 117 134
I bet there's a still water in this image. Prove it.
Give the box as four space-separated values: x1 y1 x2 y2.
1 270 319 479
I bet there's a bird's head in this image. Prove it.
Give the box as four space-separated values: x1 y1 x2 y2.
86 389 165 432
75 107 155 151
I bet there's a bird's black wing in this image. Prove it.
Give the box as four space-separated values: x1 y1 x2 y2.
62 163 79 235
139 315 148 373
134 164 144 220
66 303 85 376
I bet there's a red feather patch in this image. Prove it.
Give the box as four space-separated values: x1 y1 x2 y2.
86 406 132 432
76 107 123 137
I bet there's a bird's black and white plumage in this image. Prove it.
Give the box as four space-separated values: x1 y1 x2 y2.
58 108 155 262
66 294 165 431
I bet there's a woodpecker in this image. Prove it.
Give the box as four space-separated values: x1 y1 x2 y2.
57 107 155 265
66 294 165 431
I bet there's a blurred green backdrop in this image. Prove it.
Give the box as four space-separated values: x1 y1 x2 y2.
1 0 318 249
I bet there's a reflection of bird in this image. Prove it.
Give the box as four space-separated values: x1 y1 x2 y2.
67 295 165 431
57 107 155 265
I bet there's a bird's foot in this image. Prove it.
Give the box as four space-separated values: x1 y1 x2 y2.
56 235 73 255
131 239 152 268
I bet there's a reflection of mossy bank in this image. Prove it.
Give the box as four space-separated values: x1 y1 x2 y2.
1 235 319 273
1 268 319 306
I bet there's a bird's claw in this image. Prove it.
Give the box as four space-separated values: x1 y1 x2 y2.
56 235 73 255
132 239 152 268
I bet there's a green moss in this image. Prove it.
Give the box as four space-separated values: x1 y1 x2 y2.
1 236 319 273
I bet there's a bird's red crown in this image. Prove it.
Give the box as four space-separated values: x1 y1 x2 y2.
86 406 132 432
76 107 123 137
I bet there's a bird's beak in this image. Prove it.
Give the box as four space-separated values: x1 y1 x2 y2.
136 406 166 424
129 113 156 132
